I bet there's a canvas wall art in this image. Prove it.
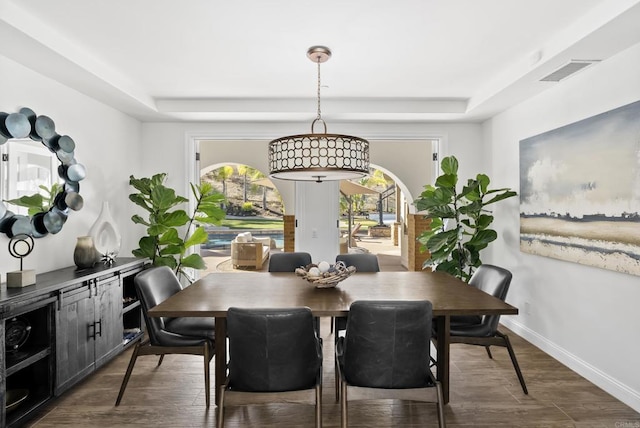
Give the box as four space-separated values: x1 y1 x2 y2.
519 99 640 276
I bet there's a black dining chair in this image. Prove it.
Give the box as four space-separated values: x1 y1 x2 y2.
217 307 323 428
436 264 528 394
332 253 380 344
335 253 380 272
331 253 380 333
336 300 445 428
115 266 215 407
268 251 312 272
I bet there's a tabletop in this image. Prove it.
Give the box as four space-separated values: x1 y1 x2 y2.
149 271 518 318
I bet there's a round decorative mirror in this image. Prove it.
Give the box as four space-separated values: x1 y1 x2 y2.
0 107 85 238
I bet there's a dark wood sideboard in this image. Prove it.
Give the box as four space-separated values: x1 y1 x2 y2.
0 258 147 427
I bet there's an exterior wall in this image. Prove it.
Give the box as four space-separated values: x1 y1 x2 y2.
283 215 295 252
406 214 432 272
368 225 391 238
485 41 640 411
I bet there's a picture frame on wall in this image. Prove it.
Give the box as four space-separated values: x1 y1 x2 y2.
519 99 640 276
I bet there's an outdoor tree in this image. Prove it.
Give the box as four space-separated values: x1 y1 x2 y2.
207 165 234 197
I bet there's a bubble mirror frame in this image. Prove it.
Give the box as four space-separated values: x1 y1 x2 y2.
0 107 85 238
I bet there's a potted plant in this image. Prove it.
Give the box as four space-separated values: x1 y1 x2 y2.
129 173 226 281
414 156 517 282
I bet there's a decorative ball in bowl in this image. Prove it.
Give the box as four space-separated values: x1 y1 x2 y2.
295 261 356 288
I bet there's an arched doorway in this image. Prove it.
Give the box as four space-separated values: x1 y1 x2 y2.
199 162 285 273
191 137 440 273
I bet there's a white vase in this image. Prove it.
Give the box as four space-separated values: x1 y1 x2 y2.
88 202 122 261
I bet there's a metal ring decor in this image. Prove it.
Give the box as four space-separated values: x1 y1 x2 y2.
0 107 85 238
8 234 35 271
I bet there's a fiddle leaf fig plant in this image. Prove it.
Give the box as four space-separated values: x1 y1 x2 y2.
414 156 517 282
129 173 226 280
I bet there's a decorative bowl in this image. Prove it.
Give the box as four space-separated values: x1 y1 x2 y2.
295 261 356 288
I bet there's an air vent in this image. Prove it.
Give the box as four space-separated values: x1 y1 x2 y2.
540 60 600 82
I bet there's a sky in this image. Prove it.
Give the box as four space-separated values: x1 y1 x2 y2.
520 100 640 218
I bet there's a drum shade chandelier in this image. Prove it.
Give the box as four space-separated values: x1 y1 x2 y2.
268 46 370 182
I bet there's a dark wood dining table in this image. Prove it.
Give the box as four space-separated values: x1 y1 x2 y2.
148 271 518 405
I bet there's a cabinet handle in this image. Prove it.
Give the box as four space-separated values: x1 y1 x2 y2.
88 321 96 339
57 289 64 310
96 319 102 337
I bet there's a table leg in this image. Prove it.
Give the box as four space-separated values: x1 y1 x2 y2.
214 317 227 405
435 315 450 404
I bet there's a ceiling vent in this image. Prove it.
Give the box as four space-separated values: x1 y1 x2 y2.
539 60 600 82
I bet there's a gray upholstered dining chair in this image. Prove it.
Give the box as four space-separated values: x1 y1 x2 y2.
336 300 445 428
115 266 215 407
217 307 323 428
437 264 528 394
268 251 312 272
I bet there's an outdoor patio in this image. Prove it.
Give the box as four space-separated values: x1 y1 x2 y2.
201 234 405 274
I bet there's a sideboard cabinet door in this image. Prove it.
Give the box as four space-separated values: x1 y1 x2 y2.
55 275 124 395
55 284 95 394
94 276 123 368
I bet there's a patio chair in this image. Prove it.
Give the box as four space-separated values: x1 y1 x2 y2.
342 222 362 247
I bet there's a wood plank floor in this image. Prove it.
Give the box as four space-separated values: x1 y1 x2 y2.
27 319 639 427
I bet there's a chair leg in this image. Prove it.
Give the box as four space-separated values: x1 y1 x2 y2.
216 386 226 428
485 346 493 359
436 382 447 428
435 381 446 428
335 359 340 402
429 355 437 368
204 342 211 407
316 384 322 428
340 380 347 428
157 355 164 366
497 331 528 395
115 341 141 406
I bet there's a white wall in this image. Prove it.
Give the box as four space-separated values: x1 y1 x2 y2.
0 55 143 281
485 41 640 411
141 122 482 268
141 122 482 209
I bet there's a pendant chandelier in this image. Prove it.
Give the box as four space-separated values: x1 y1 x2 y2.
268 46 370 182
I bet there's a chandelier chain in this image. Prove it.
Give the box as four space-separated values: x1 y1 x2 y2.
316 58 322 120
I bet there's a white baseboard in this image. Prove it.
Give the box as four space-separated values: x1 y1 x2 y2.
500 318 640 413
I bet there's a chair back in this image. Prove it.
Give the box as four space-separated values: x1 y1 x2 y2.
469 264 513 333
268 252 312 272
134 266 183 345
226 307 322 392
342 300 432 389
336 253 380 272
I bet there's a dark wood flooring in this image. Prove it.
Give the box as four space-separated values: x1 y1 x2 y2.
27 319 639 427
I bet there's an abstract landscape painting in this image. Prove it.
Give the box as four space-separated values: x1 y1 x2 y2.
519 100 640 276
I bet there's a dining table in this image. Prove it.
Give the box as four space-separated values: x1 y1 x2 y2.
148 271 518 405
